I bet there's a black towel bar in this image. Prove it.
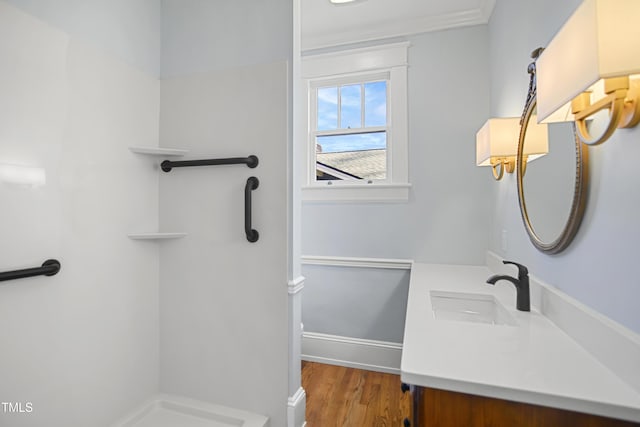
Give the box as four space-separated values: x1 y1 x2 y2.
0 259 61 283
161 155 258 172
245 177 259 243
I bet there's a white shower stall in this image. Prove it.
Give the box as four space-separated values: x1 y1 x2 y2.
0 1 299 426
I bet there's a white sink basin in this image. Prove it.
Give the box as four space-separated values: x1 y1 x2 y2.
430 290 517 326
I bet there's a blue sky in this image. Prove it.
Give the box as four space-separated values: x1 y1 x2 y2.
317 132 386 153
316 81 387 153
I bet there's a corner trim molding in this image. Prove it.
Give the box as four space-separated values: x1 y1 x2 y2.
288 386 306 407
287 387 306 427
288 276 306 294
301 255 413 270
302 332 402 374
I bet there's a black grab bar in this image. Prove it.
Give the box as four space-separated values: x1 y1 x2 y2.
245 177 259 243
161 155 258 172
0 259 61 283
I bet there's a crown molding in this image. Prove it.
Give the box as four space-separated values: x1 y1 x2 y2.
302 0 496 51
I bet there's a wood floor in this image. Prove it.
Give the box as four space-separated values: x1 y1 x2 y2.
302 361 411 427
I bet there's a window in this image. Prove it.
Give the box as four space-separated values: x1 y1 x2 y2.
301 42 410 202
312 77 388 181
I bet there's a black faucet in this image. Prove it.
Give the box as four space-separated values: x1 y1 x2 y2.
486 260 530 312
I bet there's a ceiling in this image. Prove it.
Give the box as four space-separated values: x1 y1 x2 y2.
301 0 496 51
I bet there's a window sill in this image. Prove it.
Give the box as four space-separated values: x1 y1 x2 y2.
302 183 411 203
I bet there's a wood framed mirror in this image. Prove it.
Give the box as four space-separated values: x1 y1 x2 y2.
516 50 590 254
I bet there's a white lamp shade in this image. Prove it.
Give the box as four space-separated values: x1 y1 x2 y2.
476 118 520 166
476 117 548 166
537 0 640 123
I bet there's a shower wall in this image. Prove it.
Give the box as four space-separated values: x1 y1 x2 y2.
0 1 294 426
158 1 293 426
158 61 289 427
0 2 161 426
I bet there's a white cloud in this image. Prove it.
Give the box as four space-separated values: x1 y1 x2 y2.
317 88 337 104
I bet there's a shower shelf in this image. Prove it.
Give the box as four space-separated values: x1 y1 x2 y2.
129 146 188 156
127 232 187 240
128 147 188 240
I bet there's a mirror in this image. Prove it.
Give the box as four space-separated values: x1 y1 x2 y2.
517 95 589 254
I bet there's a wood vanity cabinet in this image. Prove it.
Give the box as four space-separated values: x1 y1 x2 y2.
409 386 640 427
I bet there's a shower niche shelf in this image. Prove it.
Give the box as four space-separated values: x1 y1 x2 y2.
128 146 188 240
129 146 188 156
127 232 187 240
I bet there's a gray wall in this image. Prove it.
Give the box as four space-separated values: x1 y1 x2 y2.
303 266 410 342
488 0 640 334
160 0 292 77
4 0 161 75
301 25 493 343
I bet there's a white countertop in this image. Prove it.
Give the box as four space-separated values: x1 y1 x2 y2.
400 263 640 423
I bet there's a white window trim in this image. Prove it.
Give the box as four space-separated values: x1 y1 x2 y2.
301 42 411 202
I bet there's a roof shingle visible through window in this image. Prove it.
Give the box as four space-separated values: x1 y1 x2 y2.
316 149 386 180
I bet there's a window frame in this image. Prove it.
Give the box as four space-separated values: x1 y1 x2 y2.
311 73 390 183
301 42 411 202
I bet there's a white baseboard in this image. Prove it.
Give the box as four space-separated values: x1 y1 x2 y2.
287 387 306 427
302 332 402 374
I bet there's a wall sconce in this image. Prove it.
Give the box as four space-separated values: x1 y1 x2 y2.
536 0 640 146
476 118 548 180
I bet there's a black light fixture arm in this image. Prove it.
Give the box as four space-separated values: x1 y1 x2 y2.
245 177 259 243
0 259 61 283
161 155 258 172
